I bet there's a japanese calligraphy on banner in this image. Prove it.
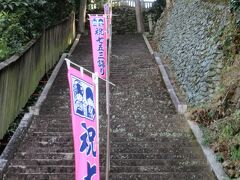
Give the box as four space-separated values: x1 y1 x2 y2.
104 3 111 40
89 15 107 79
67 66 99 180
104 3 110 14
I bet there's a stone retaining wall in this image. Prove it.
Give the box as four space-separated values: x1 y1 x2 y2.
154 0 228 103
112 6 137 33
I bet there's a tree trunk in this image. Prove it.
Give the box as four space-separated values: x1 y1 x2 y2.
135 0 144 33
78 0 87 33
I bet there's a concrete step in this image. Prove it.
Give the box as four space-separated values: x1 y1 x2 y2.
18 141 201 154
25 127 191 139
109 146 203 154
4 171 214 180
6 165 74 174
102 172 215 180
10 159 74 166
13 151 204 162
9 158 207 169
3 173 74 180
109 141 199 148
16 139 198 150
109 132 193 141
110 123 189 132
18 145 74 153
14 152 75 160
6 165 111 174
110 117 183 125
6 164 211 176
21 133 195 146
22 133 106 143
109 135 195 142
13 152 106 163
110 152 205 160
39 107 70 115
107 165 211 173
109 159 207 167
34 114 71 119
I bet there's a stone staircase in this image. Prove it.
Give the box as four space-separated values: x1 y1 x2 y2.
99 35 215 180
3 35 215 180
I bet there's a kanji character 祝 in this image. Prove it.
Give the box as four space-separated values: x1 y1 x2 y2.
95 28 104 36
80 122 96 157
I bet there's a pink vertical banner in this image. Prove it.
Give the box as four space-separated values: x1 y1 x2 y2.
104 3 111 40
89 15 107 79
67 66 99 180
104 3 110 14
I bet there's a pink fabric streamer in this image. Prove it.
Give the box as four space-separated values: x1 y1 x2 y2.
67 66 99 180
89 15 107 79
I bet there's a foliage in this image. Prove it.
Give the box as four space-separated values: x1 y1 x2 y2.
216 152 225 162
0 39 10 60
0 0 74 61
73 0 80 16
217 16 240 67
0 11 27 60
195 108 240 177
0 0 28 10
230 0 240 11
230 145 240 160
147 0 166 22
202 126 215 145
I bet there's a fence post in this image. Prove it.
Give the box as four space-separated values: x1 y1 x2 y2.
148 14 153 32
141 0 145 11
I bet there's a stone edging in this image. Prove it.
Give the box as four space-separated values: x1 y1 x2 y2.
142 34 229 180
142 34 187 114
188 120 230 180
154 52 187 114
0 34 81 179
142 34 154 55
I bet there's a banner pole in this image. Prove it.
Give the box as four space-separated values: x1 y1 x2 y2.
105 2 112 179
107 1 113 172
65 58 115 86
105 24 110 180
93 73 100 178
105 64 110 180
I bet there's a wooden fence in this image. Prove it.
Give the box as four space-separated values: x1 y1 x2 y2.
112 0 153 9
0 13 76 139
88 0 154 10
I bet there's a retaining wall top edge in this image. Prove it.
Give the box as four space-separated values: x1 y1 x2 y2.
0 38 41 72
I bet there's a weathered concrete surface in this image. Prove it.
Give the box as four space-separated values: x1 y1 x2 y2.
3 35 215 179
